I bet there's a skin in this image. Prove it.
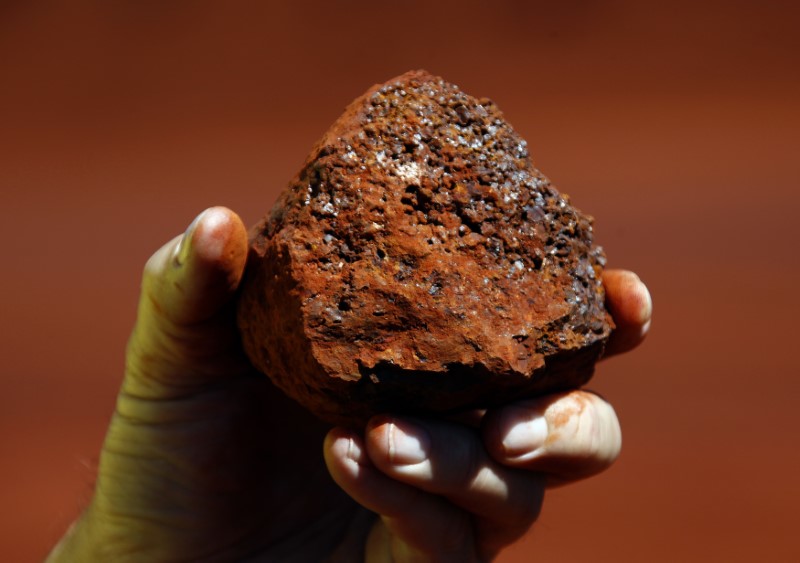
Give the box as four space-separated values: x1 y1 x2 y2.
47 207 651 562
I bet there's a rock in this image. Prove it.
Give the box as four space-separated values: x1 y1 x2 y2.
237 70 614 427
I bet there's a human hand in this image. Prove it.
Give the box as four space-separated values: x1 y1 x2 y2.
47 207 651 562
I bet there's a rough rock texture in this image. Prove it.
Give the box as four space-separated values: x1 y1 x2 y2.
237 70 614 427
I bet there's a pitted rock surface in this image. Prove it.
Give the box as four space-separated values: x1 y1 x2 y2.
237 70 614 427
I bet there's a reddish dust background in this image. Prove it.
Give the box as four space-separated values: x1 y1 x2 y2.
1 1 799 561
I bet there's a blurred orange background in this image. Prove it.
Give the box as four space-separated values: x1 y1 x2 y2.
1 1 798 561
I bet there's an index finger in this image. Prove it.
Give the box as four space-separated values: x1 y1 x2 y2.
602 269 652 358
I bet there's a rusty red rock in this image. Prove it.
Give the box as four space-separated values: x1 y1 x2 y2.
237 70 614 427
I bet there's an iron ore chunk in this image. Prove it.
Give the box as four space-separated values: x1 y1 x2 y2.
237 70 614 427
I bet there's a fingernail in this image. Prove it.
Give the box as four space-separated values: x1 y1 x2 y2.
345 435 365 464
173 211 205 266
626 272 652 325
638 282 653 325
386 418 430 465
502 412 548 457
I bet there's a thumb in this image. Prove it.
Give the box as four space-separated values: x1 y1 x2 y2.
123 206 251 400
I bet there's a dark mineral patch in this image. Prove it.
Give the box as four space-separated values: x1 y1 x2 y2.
237 70 614 427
